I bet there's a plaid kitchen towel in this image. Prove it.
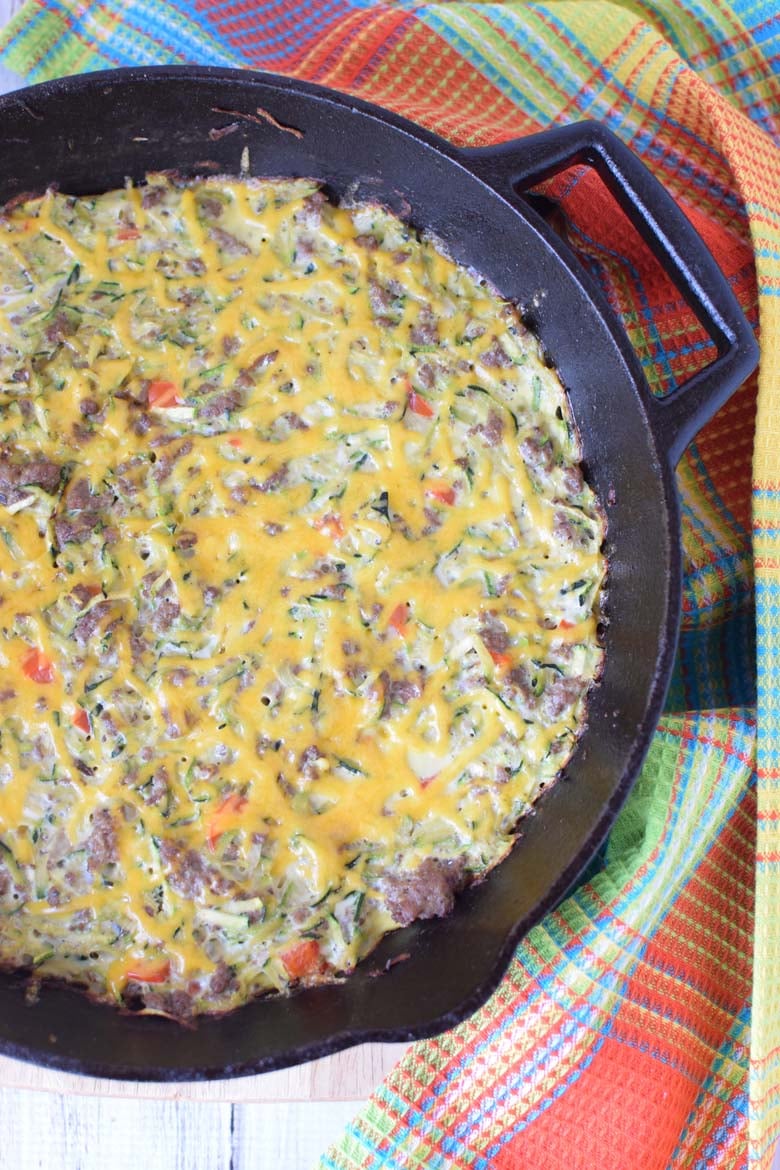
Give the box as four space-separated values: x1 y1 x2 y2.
0 0 777 1166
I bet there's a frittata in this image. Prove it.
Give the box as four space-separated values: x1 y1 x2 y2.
0 175 605 1017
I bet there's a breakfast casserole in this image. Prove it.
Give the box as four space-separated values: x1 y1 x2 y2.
0 175 605 1017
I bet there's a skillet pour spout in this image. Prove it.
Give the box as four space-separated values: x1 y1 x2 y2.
0 67 758 1081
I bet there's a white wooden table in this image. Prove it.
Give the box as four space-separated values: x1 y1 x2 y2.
0 2 406 1163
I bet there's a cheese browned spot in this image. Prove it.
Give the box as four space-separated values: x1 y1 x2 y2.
0 175 605 1017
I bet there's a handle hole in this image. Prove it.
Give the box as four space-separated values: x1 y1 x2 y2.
521 165 718 400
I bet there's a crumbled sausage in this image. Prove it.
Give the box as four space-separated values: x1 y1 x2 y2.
198 196 224 219
421 505 443 535
26 459 63 494
246 349 278 378
0 475 26 507
142 573 180 634
0 456 63 504
144 765 170 806
44 311 76 345
138 989 194 1019
521 431 554 474
368 279 392 317
345 662 368 684
481 340 513 368
197 389 244 419
17 398 34 425
159 838 233 899
141 185 166 208
463 320 486 341
479 613 510 655
72 600 112 645
410 308 438 347
71 583 99 607
383 857 466 926
282 411 309 431
256 463 288 493
379 670 423 718
320 582 347 600
507 664 537 708
416 362 435 390
70 908 94 931
73 422 98 446
54 512 97 546
562 465 584 496
172 283 196 307
298 745 322 779
174 529 198 550
473 409 504 448
296 191 326 229
152 438 193 483
85 809 118 872
553 512 586 546
541 676 585 720
64 478 97 511
52 478 108 547
209 961 237 996
129 624 147 665
208 225 250 255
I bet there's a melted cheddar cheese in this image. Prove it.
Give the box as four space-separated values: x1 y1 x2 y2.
0 176 605 1017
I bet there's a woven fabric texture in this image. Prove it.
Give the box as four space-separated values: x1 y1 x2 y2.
0 1 777 1166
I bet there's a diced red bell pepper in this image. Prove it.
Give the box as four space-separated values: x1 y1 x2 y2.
425 481 456 506
280 939 321 980
126 957 171 984
314 513 345 540
407 390 434 418
148 379 182 408
22 648 55 684
207 792 248 852
388 602 409 637
72 708 91 734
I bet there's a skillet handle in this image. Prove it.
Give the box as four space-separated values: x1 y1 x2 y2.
460 121 758 465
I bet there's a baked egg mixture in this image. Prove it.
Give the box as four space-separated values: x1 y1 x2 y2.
0 175 605 1018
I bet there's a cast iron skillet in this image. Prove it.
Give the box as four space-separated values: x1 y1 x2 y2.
0 67 758 1079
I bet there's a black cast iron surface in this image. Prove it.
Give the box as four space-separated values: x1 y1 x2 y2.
0 67 758 1080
